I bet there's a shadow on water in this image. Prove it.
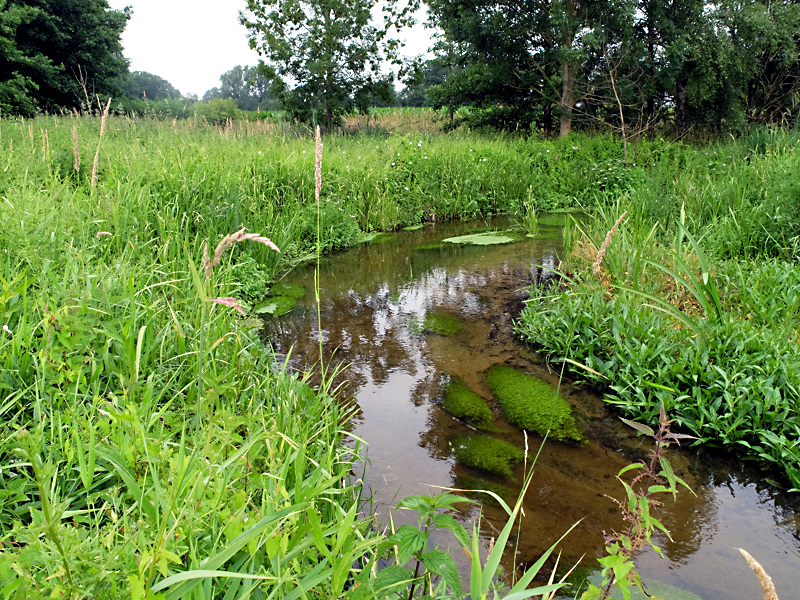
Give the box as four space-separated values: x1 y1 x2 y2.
262 215 800 600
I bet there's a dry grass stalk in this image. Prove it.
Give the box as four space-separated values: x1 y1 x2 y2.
91 97 112 191
739 549 779 600
72 125 80 172
315 125 323 205
203 228 281 282
592 211 628 275
209 297 246 316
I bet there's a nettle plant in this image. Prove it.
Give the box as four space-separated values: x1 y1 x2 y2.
581 405 696 600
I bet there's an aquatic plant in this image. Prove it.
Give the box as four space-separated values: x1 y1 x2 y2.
442 376 493 427
442 232 516 245
255 295 297 316
407 313 463 336
450 434 525 478
486 365 585 443
269 282 305 298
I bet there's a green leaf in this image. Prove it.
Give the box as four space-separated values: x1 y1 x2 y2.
374 565 414 595
422 549 461 594
395 524 426 563
443 232 515 245
620 417 654 437
431 513 471 549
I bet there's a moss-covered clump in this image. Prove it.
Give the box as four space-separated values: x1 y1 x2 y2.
443 377 493 427
486 365 585 443
450 434 525 478
407 313 463 336
454 476 515 506
269 283 305 298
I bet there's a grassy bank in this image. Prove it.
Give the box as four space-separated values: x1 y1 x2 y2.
1 112 798 596
516 129 800 490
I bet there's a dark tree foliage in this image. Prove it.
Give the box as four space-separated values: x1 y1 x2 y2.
397 60 448 107
123 71 181 101
427 0 800 134
0 0 130 116
202 65 281 111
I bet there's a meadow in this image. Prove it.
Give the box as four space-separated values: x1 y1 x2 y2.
0 110 798 597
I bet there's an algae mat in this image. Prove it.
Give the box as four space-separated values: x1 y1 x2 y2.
486 365 584 443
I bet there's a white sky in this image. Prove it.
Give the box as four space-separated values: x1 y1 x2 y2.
108 0 433 98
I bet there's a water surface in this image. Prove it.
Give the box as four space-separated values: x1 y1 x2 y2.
263 216 800 599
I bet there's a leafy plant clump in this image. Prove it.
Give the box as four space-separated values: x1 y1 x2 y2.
450 434 526 478
486 365 585 443
407 313 463 336
442 376 493 427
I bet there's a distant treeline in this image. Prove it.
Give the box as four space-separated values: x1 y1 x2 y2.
2 0 798 135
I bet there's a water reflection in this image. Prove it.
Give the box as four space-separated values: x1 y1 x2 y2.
262 217 800 600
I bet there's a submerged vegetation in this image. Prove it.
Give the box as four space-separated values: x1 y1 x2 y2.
450 434 526 478
0 110 798 596
442 376 493 427
487 365 585 443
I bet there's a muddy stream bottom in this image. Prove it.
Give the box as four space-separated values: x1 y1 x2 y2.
262 216 800 599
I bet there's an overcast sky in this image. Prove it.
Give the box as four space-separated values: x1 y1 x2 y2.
108 0 432 98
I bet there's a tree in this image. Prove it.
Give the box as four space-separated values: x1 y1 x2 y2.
0 0 129 115
240 0 419 128
426 0 619 135
123 71 181 101
202 65 281 111
397 60 448 107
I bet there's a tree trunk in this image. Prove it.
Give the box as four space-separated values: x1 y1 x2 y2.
675 71 688 132
559 60 575 136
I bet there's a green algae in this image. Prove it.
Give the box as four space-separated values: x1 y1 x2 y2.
411 243 445 251
442 376 493 427
450 434 525 478
269 283 305 298
486 365 585 443
407 313 463 336
453 475 515 506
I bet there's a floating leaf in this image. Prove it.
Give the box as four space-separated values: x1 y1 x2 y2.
442 232 515 245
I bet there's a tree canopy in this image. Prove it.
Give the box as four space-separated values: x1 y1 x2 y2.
240 0 419 128
202 65 281 111
123 71 181 101
425 0 800 134
0 0 130 116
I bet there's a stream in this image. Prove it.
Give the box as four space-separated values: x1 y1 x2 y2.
262 215 800 599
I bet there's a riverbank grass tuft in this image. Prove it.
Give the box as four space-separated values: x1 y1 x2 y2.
486 365 585 443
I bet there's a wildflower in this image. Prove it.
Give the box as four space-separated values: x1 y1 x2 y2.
258 151 262 154
470 149 473 152
482 158 487 162
404 186 409 190
210 297 246 317
392 163 395 166
593 211 627 275
408 161 412 164
2 324 11 334
398 153 400 156
573 146 578 150
546 150 550 153
303 150 306 153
